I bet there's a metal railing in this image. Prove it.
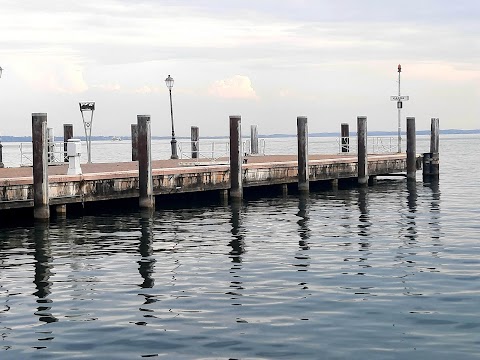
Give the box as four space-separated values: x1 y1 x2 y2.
177 140 230 162
335 136 398 154
177 139 266 163
19 142 67 167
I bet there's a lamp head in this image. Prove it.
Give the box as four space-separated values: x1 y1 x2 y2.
165 75 174 90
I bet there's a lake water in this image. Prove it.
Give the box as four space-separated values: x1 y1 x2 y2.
1 135 479 359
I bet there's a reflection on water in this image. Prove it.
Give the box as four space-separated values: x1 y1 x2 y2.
138 214 155 289
33 224 58 324
228 202 245 305
405 181 418 242
1 169 480 358
295 195 311 272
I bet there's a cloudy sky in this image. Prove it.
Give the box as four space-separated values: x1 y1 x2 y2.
0 0 479 137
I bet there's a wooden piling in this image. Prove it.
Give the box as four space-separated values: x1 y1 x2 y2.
137 115 154 209
32 113 50 220
430 117 439 154
0 142 3 168
251 125 259 155
131 124 138 162
191 126 199 159
406 117 416 181
63 124 73 162
297 116 309 192
357 116 368 186
341 123 350 153
229 116 243 200
423 118 440 180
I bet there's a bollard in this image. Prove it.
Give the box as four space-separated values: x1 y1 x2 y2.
357 116 368 186
250 125 259 155
297 116 309 192
32 113 50 220
406 117 416 181
191 126 199 159
131 124 138 161
63 124 73 162
229 115 243 200
137 115 154 209
67 139 82 175
341 123 350 153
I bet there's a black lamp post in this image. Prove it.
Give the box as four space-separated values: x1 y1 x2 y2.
165 75 178 159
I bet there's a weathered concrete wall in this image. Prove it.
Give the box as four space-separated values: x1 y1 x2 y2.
0 154 419 210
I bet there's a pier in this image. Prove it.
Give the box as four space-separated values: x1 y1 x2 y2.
0 115 439 222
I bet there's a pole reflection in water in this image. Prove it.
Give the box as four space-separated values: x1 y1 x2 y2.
425 180 442 241
32 223 58 325
406 181 418 243
137 211 157 325
228 201 245 307
356 188 371 276
138 212 156 290
357 187 371 240
295 194 311 272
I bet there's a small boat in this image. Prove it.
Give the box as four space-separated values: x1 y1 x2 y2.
111 136 122 141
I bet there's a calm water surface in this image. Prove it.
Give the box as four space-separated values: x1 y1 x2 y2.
1 135 479 359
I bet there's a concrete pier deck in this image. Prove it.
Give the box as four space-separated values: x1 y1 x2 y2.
0 153 413 212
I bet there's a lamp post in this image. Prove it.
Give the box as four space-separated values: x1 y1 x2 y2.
165 75 178 159
0 66 4 168
389 64 409 153
79 101 95 163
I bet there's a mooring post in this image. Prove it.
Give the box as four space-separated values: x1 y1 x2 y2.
341 123 350 153
250 125 259 155
430 117 439 154
229 115 243 200
131 124 138 161
32 113 50 220
406 117 416 181
297 116 309 192
191 126 199 159
430 117 440 178
357 116 368 186
63 124 73 162
423 117 440 180
137 115 154 209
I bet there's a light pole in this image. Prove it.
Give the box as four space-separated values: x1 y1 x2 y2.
165 75 178 159
79 101 95 163
0 66 4 168
390 64 409 153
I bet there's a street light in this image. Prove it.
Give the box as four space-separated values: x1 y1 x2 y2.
79 101 95 163
165 74 178 159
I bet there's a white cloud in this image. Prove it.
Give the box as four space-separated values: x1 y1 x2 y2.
13 55 88 94
208 75 258 99
93 83 122 92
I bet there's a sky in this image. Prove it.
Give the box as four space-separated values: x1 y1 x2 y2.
0 0 479 137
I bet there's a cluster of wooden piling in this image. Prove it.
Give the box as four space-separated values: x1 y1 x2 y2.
1 113 440 222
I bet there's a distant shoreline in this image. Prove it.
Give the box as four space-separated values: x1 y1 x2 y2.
1 129 478 142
